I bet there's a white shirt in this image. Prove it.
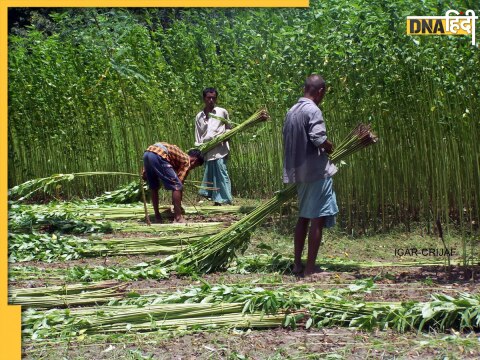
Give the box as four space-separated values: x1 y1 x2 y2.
195 106 230 161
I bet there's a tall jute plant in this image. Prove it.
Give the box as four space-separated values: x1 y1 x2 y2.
162 124 378 273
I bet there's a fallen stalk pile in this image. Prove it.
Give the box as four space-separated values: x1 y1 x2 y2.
10 202 249 223
9 281 126 308
8 205 113 234
21 282 480 341
9 200 227 237
81 204 254 221
9 229 219 262
8 171 139 202
82 231 214 256
10 256 452 283
114 221 224 234
22 303 286 340
161 124 378 273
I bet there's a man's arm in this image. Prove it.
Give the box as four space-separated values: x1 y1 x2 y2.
165 144 191 183
176 158 190 183
308 109 334 153
204 117 226 142
194 113 203 147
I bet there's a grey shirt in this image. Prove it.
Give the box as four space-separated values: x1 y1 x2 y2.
283 97 337 183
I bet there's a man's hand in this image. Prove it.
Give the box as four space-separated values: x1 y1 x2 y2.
259 110 270 121
142 168 147 181
321 140 334 154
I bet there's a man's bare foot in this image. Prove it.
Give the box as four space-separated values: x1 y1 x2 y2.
292 263 304 275
173 217 186 223
153 215 163 224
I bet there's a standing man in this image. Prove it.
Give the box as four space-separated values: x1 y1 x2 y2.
195 87 233 205
143 142 204 223
283 74 338 277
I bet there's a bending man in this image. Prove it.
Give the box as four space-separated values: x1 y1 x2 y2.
143 142 204 223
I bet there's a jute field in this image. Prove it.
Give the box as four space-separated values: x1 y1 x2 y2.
8 2 479 359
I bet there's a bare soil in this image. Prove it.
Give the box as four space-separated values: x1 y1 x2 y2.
22 327 480 359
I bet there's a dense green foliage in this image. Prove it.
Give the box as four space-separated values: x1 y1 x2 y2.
8 1 479 233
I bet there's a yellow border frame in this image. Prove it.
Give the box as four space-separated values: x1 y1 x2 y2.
1 0 308 358
3 0 308 7
1 3 22 359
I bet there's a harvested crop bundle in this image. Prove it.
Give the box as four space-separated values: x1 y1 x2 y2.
195 108 269 154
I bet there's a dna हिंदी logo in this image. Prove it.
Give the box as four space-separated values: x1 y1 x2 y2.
407 9 478 45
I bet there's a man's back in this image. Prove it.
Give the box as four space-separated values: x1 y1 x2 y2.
283 97 337 184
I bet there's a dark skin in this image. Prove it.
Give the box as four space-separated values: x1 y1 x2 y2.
203 91 269 122
293 83 335 277
144 155 203 224
203 92 217 117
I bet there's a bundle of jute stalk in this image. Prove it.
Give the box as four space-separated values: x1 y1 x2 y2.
330 123 378 161
9 280 126 308
23 303 286 339
195 107 269 154
82 230 216 256
22 285 479 340
162 123 378 273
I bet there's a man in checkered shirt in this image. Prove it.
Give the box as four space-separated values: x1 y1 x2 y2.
143 143 204 223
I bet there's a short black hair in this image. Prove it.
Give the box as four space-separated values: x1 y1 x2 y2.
188 148 205 165
202 87 218 98
304 74 326 96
